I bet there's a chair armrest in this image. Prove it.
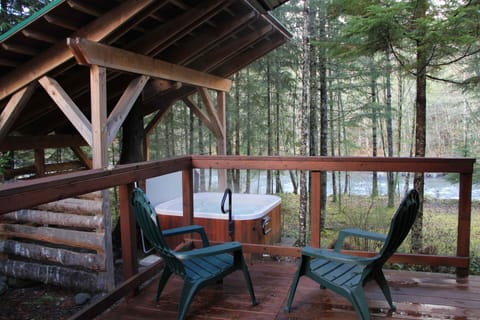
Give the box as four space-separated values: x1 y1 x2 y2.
302 246 374 265
334 228 387 252
175 241 242 260
162 225 210 247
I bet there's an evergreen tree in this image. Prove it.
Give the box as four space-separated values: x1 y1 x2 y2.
1 0 53 33
329 0 480 251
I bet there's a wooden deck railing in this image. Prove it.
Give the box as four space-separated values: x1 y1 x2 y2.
192 156 475 278
0 156 475 283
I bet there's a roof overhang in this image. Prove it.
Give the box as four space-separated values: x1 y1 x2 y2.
0 0 291 142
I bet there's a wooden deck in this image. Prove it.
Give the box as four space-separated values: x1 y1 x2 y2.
95 259 480 319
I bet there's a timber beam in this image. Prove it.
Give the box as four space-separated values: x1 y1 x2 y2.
38 76 93 146
67 37 232 92
0 84 36 142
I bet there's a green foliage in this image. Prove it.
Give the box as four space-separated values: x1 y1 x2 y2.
470 254 480 275
332 1 409 57
279 191 480 274
0 0 54 33
0 151 10 175
278 193 301 239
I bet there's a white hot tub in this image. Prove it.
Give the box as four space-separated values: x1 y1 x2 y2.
154 192 282 245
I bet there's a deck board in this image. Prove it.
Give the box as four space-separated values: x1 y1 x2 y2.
96 259 480 319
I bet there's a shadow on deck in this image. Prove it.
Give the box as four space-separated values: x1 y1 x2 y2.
94 259 480 319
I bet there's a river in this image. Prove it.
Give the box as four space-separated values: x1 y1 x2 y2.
247 171 480 200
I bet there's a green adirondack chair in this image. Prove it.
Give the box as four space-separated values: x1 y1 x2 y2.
285 189 419 320
131 187 257 320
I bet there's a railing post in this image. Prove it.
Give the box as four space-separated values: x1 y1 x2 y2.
182 168 194 226
457 172 473 278
310 171 321 248
119 183 138 280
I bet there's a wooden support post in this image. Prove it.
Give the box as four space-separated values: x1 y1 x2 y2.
310 171 321 248
216 91 227 190
90 65 108 168
34 149 45 177
90 65 115 290
119 183 138 281
457 172 472 278
182 169 194 226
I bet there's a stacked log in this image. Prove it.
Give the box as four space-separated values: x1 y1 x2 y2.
0 191 113 292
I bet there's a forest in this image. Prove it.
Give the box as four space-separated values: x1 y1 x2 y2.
148 0 480 186
146 0 480 260
2 0 479 188
1 0 480 271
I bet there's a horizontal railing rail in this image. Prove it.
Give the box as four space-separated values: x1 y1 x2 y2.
0 156 191 215
0 155 475 279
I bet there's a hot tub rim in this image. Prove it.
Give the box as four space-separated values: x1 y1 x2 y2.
154 192 281 221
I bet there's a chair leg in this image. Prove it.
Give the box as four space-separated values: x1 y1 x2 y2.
284 256 307 312
374 271 396 311
177 281 198 320
284 272 300 312
156 268 173 302
240 257 258 306
351 287 371 320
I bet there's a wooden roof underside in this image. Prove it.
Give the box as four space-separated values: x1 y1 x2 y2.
0 0 290 150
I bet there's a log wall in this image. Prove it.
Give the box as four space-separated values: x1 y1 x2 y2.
0 191 112 292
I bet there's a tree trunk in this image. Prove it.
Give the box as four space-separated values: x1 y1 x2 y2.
233 73 241 192
246 70 251 193
119 101 145 164
266 58 272 194
189 108 194 154
336 90 344 206
308 5 319 231
318 3 328 230
117 101 145 263
385 47 395 207
309 8 318 158
166 111 175 156
396 69 404 193
370 73 379 197
299 0 310 247
412 0 428 252
183 105 189 154
329 70 337 203
198 117 206 192
275 87 283 193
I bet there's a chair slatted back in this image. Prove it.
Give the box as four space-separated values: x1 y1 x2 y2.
374 189 420 268
132 187 186 276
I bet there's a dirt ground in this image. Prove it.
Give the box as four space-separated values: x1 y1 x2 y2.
0 283 85 320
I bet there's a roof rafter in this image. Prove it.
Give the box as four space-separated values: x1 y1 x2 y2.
0 0 155 101
129 0 231 56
